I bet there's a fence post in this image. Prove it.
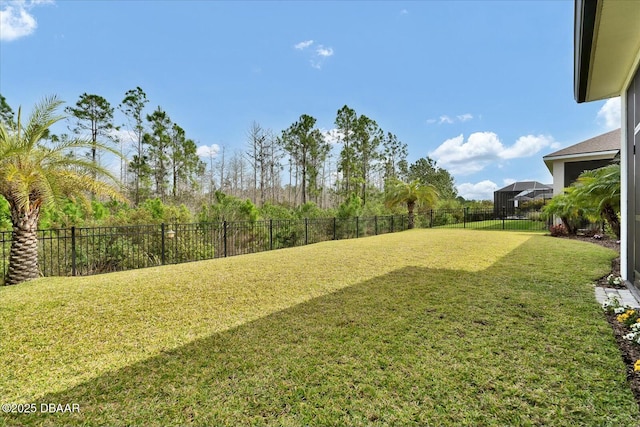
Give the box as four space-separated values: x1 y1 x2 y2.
356 217 359 238
391 215 394 233
502 207 506 230
161 223 166 265
374 216 378 235
71 226 77 276
333 217 337 240
269 219 273 250
463 208 466 228
223 221 228 257
305 218 309 245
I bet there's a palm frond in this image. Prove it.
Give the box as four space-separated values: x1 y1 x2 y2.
24 95 65 150
0 96 126 220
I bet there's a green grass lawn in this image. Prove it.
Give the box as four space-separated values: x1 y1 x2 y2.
435 219 548 231
1 229 637 426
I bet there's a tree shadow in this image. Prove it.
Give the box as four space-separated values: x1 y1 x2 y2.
5 238 635 426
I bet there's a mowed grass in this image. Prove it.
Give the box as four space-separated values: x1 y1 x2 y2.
435 219 548 231
1 229 638 426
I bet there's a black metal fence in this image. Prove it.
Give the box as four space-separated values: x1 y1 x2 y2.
0 209 549 284
419 207 550 231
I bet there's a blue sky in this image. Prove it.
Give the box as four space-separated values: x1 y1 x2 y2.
0 0 621 200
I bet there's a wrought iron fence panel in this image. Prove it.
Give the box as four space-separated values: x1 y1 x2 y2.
0 210 550 285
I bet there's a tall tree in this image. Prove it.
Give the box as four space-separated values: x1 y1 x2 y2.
228 150 247 197
65 93 116 171
308 133 331 204
335 105 358 199
246 121 268 205
217 145 227 193
381 132 408 185
264 130 283 204
384 179 439 229
119 87 149 205
168 123 205 200
408 157 457 200
281 114 327 205
198 144 219 202
144 107 172 200
353 114 382 205
0 96 124 285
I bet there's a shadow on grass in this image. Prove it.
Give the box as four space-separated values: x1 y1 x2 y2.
5 238 638 426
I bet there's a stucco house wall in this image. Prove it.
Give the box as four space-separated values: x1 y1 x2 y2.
543 128 620 197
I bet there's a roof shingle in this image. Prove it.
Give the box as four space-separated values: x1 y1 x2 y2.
543 128 621 159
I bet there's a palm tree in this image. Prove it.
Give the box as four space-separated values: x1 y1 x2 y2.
541 189 585 235
573 163 621 238
0 96 124 285
384 179 438 229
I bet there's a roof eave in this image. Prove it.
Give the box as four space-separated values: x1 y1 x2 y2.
574 0 599 103
542 149 619 162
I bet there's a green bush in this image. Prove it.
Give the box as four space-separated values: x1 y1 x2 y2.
259 202 295 220
337 194 363 219
0 196 11 230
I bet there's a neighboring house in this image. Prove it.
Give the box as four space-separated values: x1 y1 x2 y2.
493 181 553 216
543 128 620 196
574 0 640 286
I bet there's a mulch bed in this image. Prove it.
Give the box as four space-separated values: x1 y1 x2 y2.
557 235 640 407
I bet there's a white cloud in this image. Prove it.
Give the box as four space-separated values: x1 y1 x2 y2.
597 97 621 130
429 132 503 175
295 39 333 69
0 0 52 41
429 132 558 175
427 113 474 125
456 180 498 201
502 178 516 186
316 45 334 57
294 39 314 50
197 144 220 158
501 134 559 159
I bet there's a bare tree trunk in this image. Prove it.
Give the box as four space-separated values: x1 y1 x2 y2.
219 146 226 193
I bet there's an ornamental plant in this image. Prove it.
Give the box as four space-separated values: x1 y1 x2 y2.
617 309 640 327
602 295 622 314
623 323 640 345
607 274 623 287
548 224 568 237
634 360 640 373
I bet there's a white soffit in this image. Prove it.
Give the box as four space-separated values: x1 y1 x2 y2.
587 1 640 101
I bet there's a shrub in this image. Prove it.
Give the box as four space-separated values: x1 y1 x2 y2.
527 211 543 222
549 224 568 237
337 194 363 219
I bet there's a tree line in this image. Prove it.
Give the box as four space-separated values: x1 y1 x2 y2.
0 90 459 214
